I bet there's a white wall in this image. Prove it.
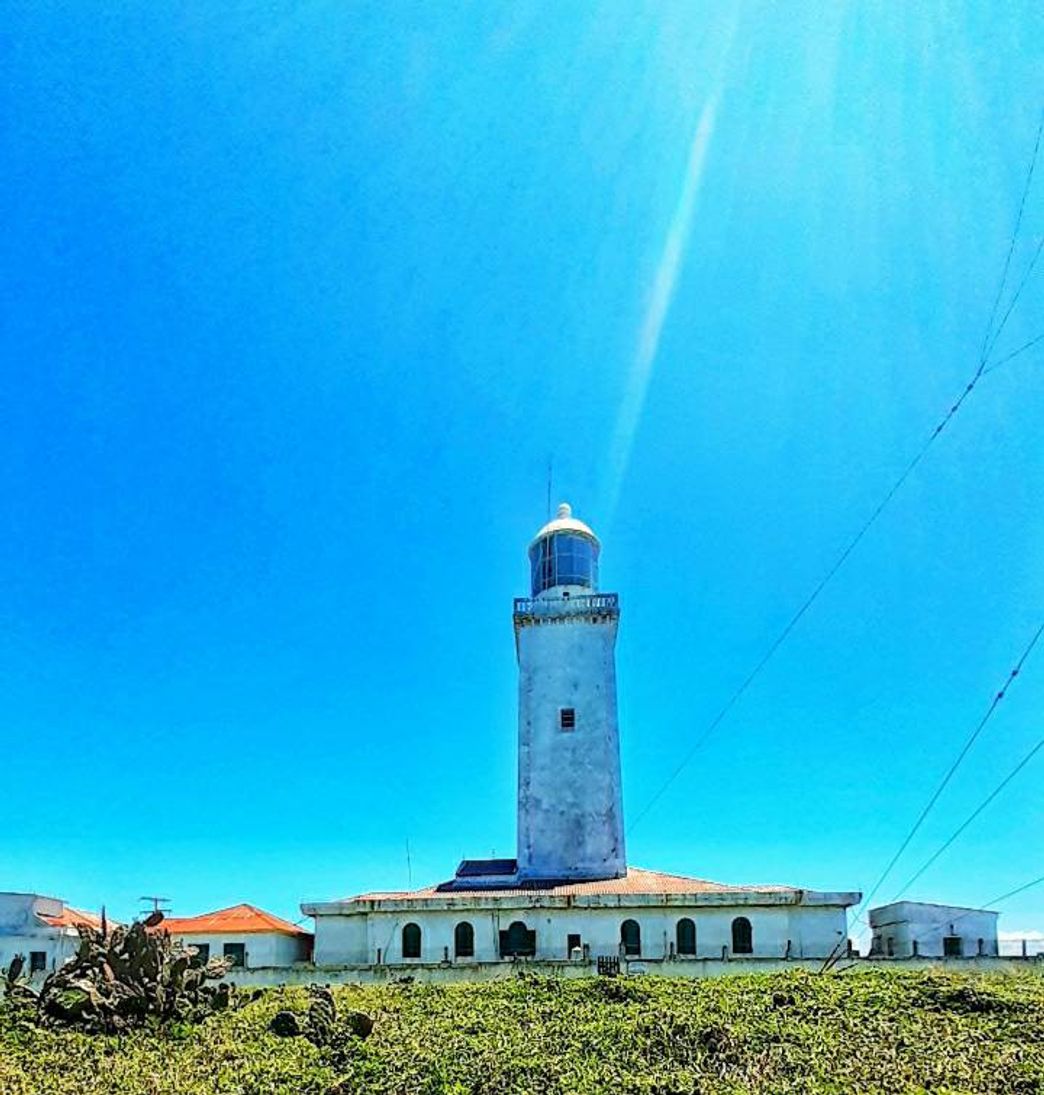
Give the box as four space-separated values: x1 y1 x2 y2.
169 932 310 969
313 903 849 966
313 915 367 968
869 902 998 958
516 601 625 880
221 953 1039 987
0 894 80 975
0 932 80 975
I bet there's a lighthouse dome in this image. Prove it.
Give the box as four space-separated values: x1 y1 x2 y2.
528 502 600 597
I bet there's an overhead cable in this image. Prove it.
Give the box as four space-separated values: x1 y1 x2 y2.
820 625 1043 970
982 234 1044 365
847 623 1043 921
982 330 1044 376
629 105 1044 833
894 730 1044 899
977 107 1044 364
922 871 1044 937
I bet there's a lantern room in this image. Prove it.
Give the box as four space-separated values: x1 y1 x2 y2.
527 502 600 597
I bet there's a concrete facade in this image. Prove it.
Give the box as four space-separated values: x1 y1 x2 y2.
516 503 625 882
158 903 312 970
0 893 99 975
305 880 856 966
869 901 999 958
220 955 1040 988
167 930 310 969
516 595 625 881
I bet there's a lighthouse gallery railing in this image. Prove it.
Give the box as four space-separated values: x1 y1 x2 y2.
512 593 619 620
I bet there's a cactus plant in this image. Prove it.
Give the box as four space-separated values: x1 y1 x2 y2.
2 919 256 1033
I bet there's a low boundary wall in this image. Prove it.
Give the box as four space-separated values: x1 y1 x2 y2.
221 955 1042 988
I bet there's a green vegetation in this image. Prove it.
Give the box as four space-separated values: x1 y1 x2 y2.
4 922 245 1035
2 968 1043 1093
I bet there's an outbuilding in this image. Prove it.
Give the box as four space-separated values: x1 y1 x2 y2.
0 892 108 975
158 903 312 969
868 901 998 958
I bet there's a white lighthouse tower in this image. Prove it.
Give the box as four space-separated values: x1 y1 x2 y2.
305 501 862 967
513 503 626 881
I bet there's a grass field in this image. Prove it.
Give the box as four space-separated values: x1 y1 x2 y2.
2 968 1042 1094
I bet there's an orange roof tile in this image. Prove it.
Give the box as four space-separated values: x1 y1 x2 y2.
158 903 310 937
37 906 110 931
349 866 795 902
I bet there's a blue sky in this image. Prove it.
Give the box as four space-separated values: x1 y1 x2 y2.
3 3 1043 943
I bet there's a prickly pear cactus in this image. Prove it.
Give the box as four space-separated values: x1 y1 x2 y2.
306 984 337 1046
8 920 248 1033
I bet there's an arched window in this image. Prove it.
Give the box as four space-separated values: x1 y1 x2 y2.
731 916 752 955
454 921 475 959
499 920 536 957
676 918 696 956
402 922 422 959
620 919 641 957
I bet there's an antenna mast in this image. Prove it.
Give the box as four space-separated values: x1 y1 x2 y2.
138 896 172 916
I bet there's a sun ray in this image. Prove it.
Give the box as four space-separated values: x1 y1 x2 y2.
605 95 718 524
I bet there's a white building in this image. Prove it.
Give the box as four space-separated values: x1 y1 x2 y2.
0 892 107 975
158 903 312 969
868 901 999 959
305 505 860 969
306 867 858 966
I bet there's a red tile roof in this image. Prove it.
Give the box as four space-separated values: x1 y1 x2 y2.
37 906 109 931
349 866 795 902
157 903 310 937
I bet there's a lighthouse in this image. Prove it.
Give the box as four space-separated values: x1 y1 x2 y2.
513 503 626 881
305 500 861 968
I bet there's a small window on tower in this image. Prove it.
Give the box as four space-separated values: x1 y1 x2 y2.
560 707 576 731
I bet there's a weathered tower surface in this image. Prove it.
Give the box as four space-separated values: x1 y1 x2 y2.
514 503 626 881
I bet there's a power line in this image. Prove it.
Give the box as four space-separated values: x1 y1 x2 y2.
921 871 1044 938
629 106 1044 834
982 233 1044 365
626 392 1036 833
820 625 1044 971
849 623 1043 920
831 871 1044 971
977 107 1044 365
894 732 1044 899
982 330 1044 376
